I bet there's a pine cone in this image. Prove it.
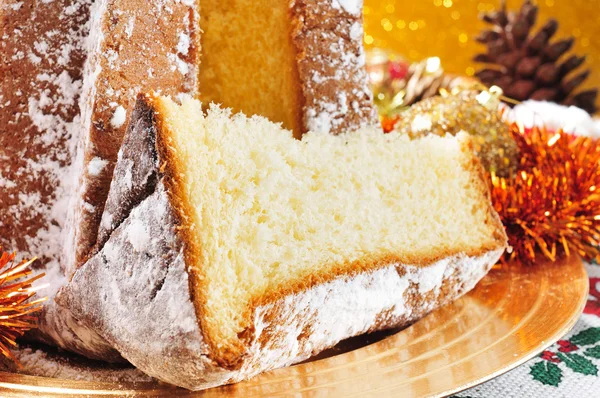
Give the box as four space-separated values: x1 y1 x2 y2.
474 0 598 114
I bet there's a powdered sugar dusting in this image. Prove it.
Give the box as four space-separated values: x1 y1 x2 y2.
59 184 230 388
0 0 94 354
1 345 152 383
110 105 126 128
177 32 190 55
0 1 89 266
246 249 501 377
349 21 362 41
67 0 199 276
306 110 334 133
87 157 108 176
331 0 361 15
124 17 135 38
63 0 107 278
293 0 378 134
126 219 150 252
410 259 447 295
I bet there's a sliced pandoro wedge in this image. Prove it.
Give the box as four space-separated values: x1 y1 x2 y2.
57 93 507 390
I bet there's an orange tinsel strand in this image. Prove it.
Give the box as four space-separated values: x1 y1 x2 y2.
490 124 600 265
0 251 46 365
381 115 400 133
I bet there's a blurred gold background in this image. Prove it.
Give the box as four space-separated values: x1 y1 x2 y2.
363 0 600 93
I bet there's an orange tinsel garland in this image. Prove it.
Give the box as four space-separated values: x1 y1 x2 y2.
490 124 600 265
0 252 46 365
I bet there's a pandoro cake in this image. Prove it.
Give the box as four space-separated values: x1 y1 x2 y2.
1 0 376 359
57 94 507 390
0 0 199 360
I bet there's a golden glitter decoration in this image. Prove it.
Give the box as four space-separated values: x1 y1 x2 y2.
490 125 600 265
0 251 46 365
394 89 520 176
364 0 600 114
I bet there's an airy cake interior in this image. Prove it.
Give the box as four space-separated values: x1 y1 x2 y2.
199 0 304 138
155 96 504 361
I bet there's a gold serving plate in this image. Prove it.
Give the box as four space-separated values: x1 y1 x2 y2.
0 256 588 397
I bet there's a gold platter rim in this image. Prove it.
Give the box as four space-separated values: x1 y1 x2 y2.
0 255 590 397
442 260 589 398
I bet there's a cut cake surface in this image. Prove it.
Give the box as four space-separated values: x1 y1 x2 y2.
57 94 507 390
199 0 378 137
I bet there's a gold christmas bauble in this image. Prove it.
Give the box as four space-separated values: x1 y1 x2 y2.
394 89 520 176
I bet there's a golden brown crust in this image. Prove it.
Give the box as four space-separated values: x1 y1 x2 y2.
286 5 307 138
290 0 379 134
72 0 201 267
251 242 504 311
150 95 233 366
92 96 161 255
0 0 88 267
